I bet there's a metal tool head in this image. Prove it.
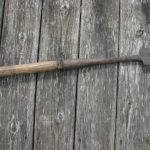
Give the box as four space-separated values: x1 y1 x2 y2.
139 48 150 65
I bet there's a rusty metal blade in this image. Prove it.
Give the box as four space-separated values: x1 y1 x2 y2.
139 48 150 65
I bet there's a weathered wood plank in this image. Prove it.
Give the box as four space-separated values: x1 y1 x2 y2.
34 0 80 150
75 0 119 149
116 0 150 150
0 0 42 149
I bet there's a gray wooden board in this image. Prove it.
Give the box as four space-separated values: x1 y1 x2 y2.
0 0 42 149
74 0 119 149
34 0 80 150
116 0 150 150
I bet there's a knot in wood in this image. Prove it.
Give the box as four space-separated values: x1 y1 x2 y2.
9 118 17 140
136 29 144 38
61 2 69 16
55 112 64 123
19 32 26 43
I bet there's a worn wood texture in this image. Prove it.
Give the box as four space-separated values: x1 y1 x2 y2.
74 0 119 149
0 0 42 149
0 61 58 77
116 0 150 150
34 0 80 149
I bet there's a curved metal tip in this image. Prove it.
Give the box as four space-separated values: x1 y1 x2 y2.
139 48 150 65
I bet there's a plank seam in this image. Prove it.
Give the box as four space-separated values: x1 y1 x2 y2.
32 0 43 150
0 0 5 48
73 0 82 149
114 0 121 150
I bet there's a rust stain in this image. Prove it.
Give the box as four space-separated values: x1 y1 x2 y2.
78 139 81 143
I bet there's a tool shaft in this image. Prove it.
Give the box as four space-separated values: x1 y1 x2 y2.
63 55 140 69
0 55 140 77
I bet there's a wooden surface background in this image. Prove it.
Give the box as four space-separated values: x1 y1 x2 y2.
0 0 150 150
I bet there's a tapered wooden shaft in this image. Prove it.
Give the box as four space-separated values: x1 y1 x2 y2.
0 61 60 77
0 55 141 77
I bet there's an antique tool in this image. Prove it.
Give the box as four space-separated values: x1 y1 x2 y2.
0 48 149 77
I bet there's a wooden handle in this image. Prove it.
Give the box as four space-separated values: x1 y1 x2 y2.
0 61 61 77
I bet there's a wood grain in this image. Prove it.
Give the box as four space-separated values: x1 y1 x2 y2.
0 61 58 77
74 0 119 149
34 0 80 150
116 0 150 150
0 0 42 149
